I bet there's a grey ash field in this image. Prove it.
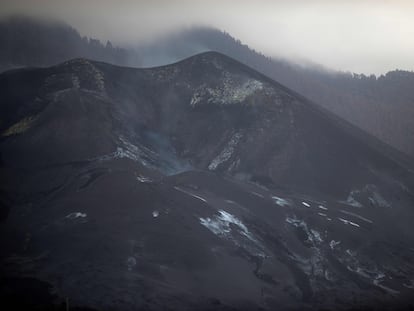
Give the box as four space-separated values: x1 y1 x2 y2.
1 52 414 310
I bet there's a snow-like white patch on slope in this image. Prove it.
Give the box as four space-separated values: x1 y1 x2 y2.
272 195 291 207
95 135 156 168
340 209 373 224
66 212 87 219
200 210 248 236
286 215 323 244
318 205 328 211
341 190 363 208
338 217 360 228
190 71 264 107
174 186 207 203
341 184 391 208
329 240 341 250
208 133 242 170
368 186 391 208
285 215 325 278
136 175 152 183
200 210 265 256
344 249 400 295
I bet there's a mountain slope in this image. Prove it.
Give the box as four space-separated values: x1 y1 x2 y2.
2 17 413 157
137 27 414 157
1 53 414 310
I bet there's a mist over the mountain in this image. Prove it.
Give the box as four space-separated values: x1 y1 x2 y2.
1 16 413 158
0 16 141 72
117 27 414 159
2 0 414 74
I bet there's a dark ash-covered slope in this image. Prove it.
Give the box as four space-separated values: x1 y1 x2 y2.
0 52 413 310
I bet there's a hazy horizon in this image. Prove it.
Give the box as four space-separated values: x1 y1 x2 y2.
1 0 413 75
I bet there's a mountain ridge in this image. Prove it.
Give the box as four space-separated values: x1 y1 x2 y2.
3 52 412 173
1 51 413 196
1 16 413 157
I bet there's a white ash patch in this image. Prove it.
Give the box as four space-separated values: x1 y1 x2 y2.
136 175 152 183
96 135 158 169
190 71 265 107
65 212 88 224
208 133 242 170
338 217 360 228
286 215 325 278
341 184 391 209
118 135 156 165
346 249 356 257
340 209 373 224
289 251 326 279
286 215 323 244
272 195 291 207
318 205 328 211
200 210 265 256
367 185 391 208
329 240 341 250
310 229 323 244
200 210 247 236
341 189 363 208
174 186 207 203
344 250 400 295
66 212 87 219
64 59 105 93
373 276 400 295
112 147 146 165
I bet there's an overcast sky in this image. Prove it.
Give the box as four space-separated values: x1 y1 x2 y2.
1 0 413 74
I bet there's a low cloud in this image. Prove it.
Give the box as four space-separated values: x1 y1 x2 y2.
1 0 413 74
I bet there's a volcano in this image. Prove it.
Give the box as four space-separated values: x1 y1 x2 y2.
1 52 413 310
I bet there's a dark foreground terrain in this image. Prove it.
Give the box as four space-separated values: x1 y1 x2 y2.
1 52 414 310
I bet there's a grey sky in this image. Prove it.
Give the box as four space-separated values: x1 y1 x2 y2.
1 0 413 74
